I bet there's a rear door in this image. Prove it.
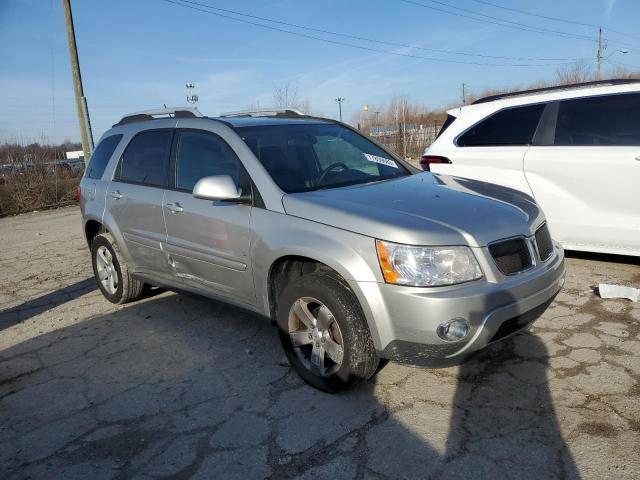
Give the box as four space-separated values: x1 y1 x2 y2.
106 129 173 275
163 129 256 304
430 103 545 195
524 93 640 254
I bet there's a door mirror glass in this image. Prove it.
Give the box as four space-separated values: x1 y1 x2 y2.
192 175 241 201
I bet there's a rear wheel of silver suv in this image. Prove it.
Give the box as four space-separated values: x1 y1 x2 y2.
91 232 145 304
277 271 380 393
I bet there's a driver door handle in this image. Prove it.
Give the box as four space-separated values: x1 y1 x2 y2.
109 190 123 200
166 202 184 214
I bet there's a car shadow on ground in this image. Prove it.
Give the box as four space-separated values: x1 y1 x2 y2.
0 290 580 479
0 278 96 331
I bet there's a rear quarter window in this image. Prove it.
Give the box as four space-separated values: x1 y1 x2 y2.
436 114 456 139
457 104 545 147
85 134 122 179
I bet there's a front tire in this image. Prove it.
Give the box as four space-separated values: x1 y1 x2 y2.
277 271 379 393
91 232 145 304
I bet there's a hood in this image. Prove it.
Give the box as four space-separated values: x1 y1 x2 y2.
281 173 544 247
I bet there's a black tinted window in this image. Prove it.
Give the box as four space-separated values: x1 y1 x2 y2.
436 114 456 139
175 131 242 192
555 93 640 146
86 134 122 179
458 104 544 146
119 130 172 186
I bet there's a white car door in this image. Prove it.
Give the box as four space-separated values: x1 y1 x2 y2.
523 93 640 255
429 103 545 196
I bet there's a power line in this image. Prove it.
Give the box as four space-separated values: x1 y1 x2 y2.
399 0 597 42
171 0 578 62
467 0 640 42
606 59 640 70
398 0 640 49
161 0 580 67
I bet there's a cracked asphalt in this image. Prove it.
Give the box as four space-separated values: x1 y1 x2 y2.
1 206 639 479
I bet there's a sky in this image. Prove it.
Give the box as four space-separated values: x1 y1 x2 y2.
1 0 639 144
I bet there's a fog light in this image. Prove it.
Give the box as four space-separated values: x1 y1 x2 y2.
437 318 470 342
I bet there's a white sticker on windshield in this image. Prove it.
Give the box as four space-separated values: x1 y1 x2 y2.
364 153 398 169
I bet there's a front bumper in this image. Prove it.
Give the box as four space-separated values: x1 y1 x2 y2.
351 243 565 366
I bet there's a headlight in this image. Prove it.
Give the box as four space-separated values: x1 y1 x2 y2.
375 240 482 286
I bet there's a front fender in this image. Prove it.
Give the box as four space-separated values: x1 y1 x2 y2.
250 209 385 347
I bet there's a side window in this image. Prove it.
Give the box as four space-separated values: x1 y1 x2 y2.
117 130 172 187
174 131 244 192
555 93 640 146
457 104 545 147
85 134 122 179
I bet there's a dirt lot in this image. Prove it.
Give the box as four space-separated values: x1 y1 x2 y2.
1 206 639 479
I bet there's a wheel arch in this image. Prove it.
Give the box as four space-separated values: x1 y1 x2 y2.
264 251 383 350
84 218 104 247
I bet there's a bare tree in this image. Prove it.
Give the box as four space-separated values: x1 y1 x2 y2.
555 60 594 85
272 81 312 114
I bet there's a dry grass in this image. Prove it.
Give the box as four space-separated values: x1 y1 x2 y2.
0 168 80 216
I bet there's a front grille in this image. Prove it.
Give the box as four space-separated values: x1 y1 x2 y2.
535 223 553 261
489 238 532 275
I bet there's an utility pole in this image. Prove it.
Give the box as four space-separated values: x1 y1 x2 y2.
61 0 93 164
461 83 467 105
401 98 407 159
596 27 603 80
335 97 345 122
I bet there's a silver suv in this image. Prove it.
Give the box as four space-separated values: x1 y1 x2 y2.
80 107 565 392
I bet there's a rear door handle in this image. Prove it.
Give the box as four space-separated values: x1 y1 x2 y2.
635 156 640 161
109 190 123 200
166 202 184 213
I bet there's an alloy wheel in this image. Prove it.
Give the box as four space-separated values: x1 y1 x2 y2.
95 245 118 295
288 297 344 377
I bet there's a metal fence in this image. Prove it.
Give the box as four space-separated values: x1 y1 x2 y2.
368 123 439 163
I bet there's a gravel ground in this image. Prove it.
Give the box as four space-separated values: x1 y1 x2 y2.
1 206 639 479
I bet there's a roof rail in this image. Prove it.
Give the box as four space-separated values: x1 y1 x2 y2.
219 107 306 118
114 107 203 126
472 79 640 105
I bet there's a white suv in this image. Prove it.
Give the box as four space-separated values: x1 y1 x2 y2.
423 79 640 257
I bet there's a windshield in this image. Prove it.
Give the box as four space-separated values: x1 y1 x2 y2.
236 122 410 193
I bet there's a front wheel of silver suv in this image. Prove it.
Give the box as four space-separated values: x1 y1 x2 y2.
277 271 380 393
91 232 145 304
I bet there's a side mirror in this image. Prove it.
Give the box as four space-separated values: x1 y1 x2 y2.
192 175 249 203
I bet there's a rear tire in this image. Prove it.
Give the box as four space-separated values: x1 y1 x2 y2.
277 271 379 393
91 232 145 304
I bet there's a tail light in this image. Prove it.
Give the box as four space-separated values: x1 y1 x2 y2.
76 185 81 203
420 155 451 171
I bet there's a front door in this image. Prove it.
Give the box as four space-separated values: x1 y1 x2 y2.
106 129 173 275
163 129 255 304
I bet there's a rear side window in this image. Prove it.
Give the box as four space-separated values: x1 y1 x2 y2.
85 134 122 179
457 104 545 147
174 130 244 192
117 130 172 187
555 93 640 146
